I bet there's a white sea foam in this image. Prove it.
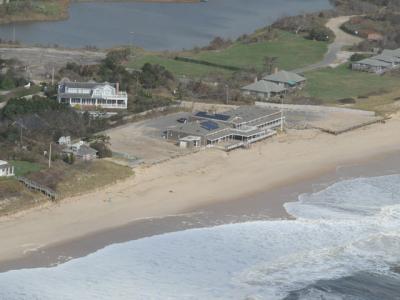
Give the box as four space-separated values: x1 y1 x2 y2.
0 175 399 299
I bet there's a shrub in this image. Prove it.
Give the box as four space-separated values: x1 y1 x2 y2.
90 142 112 158
337 98 356 104
140 63 174 89
307 26 331 41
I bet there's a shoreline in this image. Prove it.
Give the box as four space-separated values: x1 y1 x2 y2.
1 114 400 271
0 0 200 26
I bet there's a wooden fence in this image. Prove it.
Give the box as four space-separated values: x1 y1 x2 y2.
17 176 57 200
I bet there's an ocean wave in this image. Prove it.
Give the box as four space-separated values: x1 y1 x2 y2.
0 175 399 299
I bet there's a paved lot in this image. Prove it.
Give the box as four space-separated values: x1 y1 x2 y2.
105 112 193 165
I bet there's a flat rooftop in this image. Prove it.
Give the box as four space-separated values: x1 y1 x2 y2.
195 106 281 125
168 120 230 137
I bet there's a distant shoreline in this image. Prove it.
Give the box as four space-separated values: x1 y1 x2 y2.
0 0 200 25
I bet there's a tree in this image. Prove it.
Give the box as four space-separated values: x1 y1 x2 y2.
63 153 75 165
307 27 331 41
140 63 174 89
90 141 112 158
264 56 278 74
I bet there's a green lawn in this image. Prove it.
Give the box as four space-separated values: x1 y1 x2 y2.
129 31 328 78
191 31 328 71
303 65 400 102
130 54 231 78
10 160 43 177
0 85 42 103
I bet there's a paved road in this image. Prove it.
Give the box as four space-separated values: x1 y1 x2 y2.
292 16 363 73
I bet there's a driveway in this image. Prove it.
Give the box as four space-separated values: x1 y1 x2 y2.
292 16 363 73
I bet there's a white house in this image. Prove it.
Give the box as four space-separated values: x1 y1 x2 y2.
58 136 71 145
57 80 128 110
0 160 14 177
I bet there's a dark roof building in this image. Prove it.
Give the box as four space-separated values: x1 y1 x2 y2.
241 80 286 101
352 48 400 74
262 70 306 88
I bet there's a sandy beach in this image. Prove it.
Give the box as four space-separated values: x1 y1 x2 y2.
1 113 400 269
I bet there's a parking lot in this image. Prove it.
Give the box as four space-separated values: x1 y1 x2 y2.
105 112 193 165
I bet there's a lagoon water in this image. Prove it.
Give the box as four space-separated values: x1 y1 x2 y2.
0 174 400 299
0 0 330 50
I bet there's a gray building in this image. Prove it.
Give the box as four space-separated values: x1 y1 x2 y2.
352 48 400 74
194 106 283 129
62 141 98 161
241 79 286 101
262 70 306 90
352 58 392 74
166 106 283 150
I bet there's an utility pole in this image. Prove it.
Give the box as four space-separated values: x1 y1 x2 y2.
136 73 139 96
281 96 284 132
130 31 135 57
48 143 52 169
51 67 55 86
225 84 229 105
12 25 15 43
19 126 22 148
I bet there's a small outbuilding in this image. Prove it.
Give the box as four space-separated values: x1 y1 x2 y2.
179 136 201 149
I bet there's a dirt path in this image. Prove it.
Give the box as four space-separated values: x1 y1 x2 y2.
293 16 363 73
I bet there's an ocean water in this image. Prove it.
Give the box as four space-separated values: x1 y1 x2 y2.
0 174 400 299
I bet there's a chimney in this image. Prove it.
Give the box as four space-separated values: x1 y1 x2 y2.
116 82 119 94
274 67 279 74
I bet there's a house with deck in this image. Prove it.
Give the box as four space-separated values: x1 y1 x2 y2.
262 70 306 90
166 106 283 150
241 79 287 101
352 58 393 74
351 48 400 74
0 160 14 177
57 80 128 110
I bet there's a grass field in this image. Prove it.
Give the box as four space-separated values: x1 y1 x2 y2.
351 88 400 115
0 85 42 103
0 0 69 24
303 65 400 102
10 160 43 177
129 31 328 77
130 54 231 77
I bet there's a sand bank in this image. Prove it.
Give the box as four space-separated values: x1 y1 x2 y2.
1 114 400 267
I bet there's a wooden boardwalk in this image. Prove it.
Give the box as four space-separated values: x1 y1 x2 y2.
17 176 57 200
